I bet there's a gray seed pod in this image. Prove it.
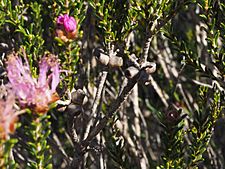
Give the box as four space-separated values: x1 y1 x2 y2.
98 53 110 66
108 56 123 67
93 48 109 66
138 62 156 85
66 103 83 116
141 62 156 74
139 70 151 85
125 66 139 79
71 89 86 105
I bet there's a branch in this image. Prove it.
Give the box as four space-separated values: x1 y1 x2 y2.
141 0 185 63
81 72 140 148
83 70 108 140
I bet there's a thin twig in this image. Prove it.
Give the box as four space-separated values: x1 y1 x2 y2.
48 136 71 165
177 83 193 112
149 76 169 107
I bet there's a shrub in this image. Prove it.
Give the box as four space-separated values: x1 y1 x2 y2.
0 0 225 168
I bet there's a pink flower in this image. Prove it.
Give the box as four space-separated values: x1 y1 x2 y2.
57 14 77 33
56 14 77 42
6 53 60 114
0 90 18 140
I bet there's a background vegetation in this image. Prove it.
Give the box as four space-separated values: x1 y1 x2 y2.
0 0 225 168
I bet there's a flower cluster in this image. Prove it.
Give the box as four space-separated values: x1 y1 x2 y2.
55 14 77 42
0 90 18 140
6 53 60 114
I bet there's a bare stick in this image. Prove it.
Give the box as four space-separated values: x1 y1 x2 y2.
131 84 149 168
83 70 108 140
149 76 169 107
92 71 108 115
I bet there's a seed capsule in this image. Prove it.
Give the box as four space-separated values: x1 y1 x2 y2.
165 110 181 125
66 103 83 116
141 62 156 74
93 48 109 66
108 56 123 67
138 62 156 85
71 89 86 105
125 66 139 79
139 70 151 85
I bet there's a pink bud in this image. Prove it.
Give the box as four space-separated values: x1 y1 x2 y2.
63 15 77 32
57 15 64 25
57 14 77 32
